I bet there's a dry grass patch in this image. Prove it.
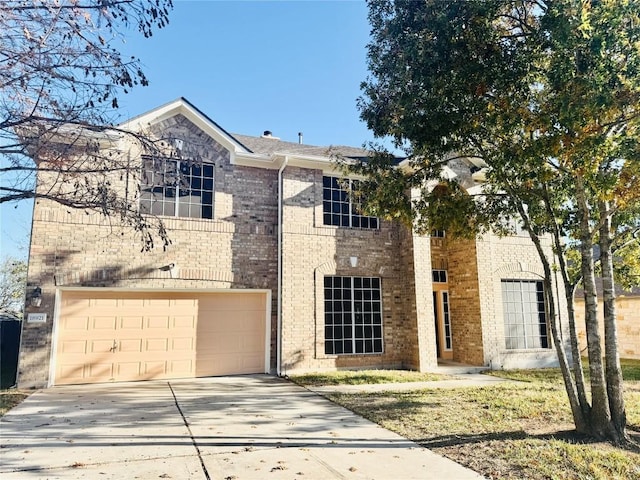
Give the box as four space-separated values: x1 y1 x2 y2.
0 390 29 416
289 369 449 386
313 363 640 480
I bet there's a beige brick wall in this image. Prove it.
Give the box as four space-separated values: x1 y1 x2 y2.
574 296 640 360
19 115 279 387
474 232 567 369
279 168 431 374
20 111 569 386
447 237 485 365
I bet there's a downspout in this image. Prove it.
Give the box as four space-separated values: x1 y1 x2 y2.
276 156 288 376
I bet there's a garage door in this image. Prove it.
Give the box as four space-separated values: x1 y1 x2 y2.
54 291 267 385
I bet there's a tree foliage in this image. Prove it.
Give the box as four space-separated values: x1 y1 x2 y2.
0 0 173 250
353 0 640 443
0 257 28 318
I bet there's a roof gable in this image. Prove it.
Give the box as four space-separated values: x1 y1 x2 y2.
119 97 250 155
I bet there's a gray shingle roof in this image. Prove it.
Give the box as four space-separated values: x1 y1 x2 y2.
231 133 371 159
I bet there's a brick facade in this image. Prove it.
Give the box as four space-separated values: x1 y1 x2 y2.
19 114 279 387
574 296 640 360
19 99 566 387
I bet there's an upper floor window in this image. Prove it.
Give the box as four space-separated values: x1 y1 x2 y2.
322 176 379 229
432 270 448 283
432 230 446 238
140 156 214 219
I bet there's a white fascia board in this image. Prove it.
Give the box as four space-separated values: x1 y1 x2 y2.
286 154 341 173
119 98 250 155
233 151 279 168
20 123 124 151
233 152 342 173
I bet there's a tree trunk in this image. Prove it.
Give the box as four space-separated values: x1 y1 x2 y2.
514 198 589 433
576 177 614 439
543 184 591 422
598 199 627 443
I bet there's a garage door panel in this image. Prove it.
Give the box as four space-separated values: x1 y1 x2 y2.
120 298 145 307
90 339 116 353
173 316 196 328
88 363 113 379
94 298 119 307
119 339 143 353
145 338 169 352
146 316 170 329
116 362 141 378
169 360 193 376
243 333 265 350
59 340 87 354
172 337 194 351
57 364 87 383
55 291 267 385
120 316 144 330
92 317 117 330
62 317 89 330
143 361 167 376
195 293 267 378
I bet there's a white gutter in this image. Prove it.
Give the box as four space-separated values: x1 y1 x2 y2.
276 156 289 376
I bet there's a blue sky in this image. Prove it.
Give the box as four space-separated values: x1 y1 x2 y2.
1 0 374 260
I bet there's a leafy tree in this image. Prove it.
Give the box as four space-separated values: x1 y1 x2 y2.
0 257 28 318
352 0 640 443
0 0 173 250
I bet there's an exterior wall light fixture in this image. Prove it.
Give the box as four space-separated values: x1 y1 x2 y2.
30 286 42 308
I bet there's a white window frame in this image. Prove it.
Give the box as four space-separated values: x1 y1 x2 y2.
501 280 549 350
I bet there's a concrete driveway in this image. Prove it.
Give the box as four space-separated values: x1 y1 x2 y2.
0 375 483 479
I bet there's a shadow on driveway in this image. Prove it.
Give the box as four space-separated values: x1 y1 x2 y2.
0 375 484 479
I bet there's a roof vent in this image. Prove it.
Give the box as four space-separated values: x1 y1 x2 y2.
261 130 280 140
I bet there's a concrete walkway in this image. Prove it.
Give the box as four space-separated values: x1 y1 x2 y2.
0 375 484 479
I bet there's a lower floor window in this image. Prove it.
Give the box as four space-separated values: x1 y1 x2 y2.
502 280 549 349
324 276 383 355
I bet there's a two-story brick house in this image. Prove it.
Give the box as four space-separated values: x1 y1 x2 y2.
17 98 567 388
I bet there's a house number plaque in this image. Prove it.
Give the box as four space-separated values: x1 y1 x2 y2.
27 313 47 323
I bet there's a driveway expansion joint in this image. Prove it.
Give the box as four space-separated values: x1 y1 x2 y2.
168 381 211 480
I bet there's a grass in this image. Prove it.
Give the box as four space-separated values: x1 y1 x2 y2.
289 369 449 386
293 361 640 480
487 358 640 383
0 390 29 417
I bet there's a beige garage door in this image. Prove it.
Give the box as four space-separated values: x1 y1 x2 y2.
54 291 267 385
